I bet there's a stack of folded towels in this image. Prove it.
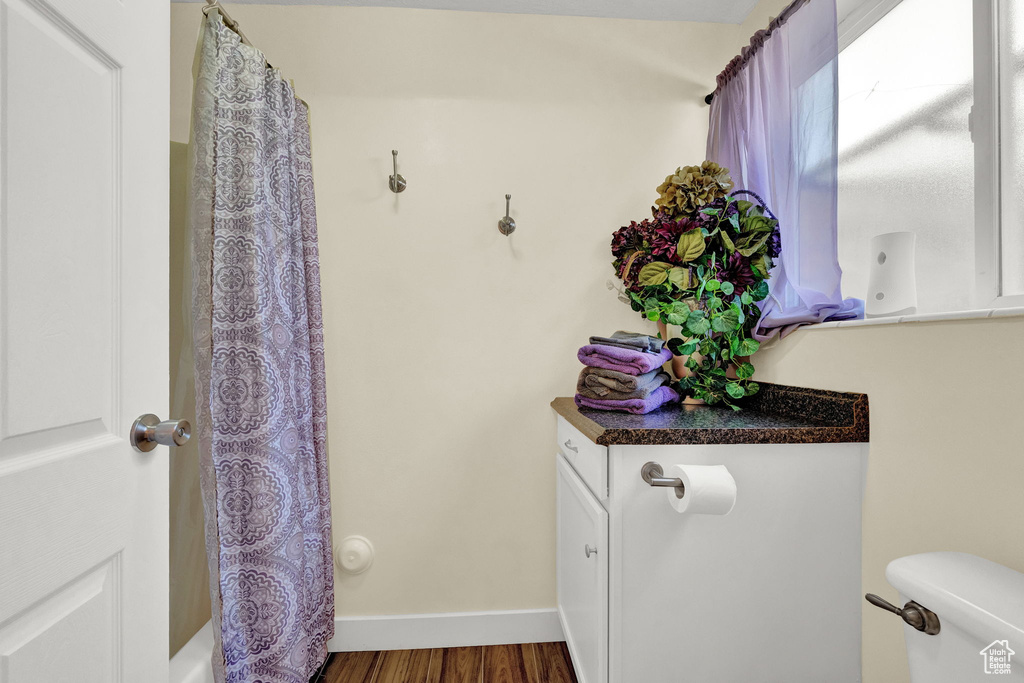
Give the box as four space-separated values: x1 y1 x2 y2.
575 331 680 415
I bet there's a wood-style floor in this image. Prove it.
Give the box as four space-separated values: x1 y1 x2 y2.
319 643 578 683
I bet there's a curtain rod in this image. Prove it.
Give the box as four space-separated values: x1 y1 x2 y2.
202 0 255 48
704 0 812 105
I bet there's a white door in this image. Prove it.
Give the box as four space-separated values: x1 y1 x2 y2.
556 455 608 683
0 0 169 680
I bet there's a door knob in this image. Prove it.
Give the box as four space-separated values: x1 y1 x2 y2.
585 544 598 558
865 593 940 635
130 414 191 452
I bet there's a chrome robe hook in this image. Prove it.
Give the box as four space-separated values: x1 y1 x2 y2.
389 150 406 193
498 194 516 235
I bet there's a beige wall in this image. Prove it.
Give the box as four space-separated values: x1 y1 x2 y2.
169 141 211 656
754 318 1024 682
170 4 743 618
170 8 1023 683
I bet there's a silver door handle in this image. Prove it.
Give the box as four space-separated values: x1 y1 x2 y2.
585 544 598 558
563 439 579 454
130 414 191 452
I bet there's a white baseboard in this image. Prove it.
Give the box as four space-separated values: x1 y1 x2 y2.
169 621 215 683
326 608 564 652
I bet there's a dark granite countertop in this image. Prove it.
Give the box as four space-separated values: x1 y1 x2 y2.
551 383 868 446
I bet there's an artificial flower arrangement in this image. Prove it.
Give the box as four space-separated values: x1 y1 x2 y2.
610 161 781 409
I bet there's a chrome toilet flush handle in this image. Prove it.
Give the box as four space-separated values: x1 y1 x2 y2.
865 593 940 635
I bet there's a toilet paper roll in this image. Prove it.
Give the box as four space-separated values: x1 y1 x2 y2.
666 464 737 515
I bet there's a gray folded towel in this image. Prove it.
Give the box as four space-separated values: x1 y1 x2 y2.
588 330 665 354
580 366 663 394
577 368 670 400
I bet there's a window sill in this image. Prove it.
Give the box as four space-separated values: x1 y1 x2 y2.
801 306 1024 330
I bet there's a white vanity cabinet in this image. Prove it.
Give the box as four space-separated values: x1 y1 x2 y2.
556 455 607 683
553 387 870 683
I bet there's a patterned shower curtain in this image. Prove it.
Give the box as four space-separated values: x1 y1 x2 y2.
188 12 334 683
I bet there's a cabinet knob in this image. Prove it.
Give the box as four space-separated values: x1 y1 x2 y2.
585 544 598 558
563 439 579 454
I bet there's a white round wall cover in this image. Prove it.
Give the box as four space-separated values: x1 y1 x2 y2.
336 535 374 574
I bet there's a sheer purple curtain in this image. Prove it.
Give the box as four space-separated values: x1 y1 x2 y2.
707 0 862 339
189 12 334 683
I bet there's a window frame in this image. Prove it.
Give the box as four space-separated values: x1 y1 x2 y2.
836 0 1024 312
973 0 1024 307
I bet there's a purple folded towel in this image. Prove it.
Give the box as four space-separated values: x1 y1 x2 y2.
574 384 680 415
577 344 672 375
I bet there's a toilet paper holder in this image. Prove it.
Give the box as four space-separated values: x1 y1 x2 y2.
641 461 685 498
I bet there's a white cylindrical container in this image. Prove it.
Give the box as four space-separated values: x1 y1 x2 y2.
866 231 917 317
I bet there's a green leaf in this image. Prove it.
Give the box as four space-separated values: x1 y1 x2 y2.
737 338 761 356
745 382 761 396
667 267 693 290
725 382 746 399
750 255 768 278
740 291 753 305
706 295 723 310
677 231 707 263
735 362 755 379
750 281 770 301
736 200 753 214
665 313 687 325
663 301 691 326
686 310 710 336
720 230 736 254
738 231 772 257
705 279 721 292
720 281 735 296
728 213 740 231
638 262 674 286
667 338 698 356
711 308 740 333
646 309 661 321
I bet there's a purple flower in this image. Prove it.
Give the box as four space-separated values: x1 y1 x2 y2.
767 229 782 258
611 222 644 259
620 251 654 292
721 251 757 287
696 197 737 233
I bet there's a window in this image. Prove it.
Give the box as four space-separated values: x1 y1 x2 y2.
998 0 1024 296
836 0 1024 315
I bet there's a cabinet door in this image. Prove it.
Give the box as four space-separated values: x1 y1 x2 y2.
556 454 608 683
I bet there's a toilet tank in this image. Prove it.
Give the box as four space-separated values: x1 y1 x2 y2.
886 552 1024 682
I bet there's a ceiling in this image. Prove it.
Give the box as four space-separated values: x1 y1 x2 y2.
176 0 761 24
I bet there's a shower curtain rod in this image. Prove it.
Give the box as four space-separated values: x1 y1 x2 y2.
202 0 254 48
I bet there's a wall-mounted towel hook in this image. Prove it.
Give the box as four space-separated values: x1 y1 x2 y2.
498 194 516 236
389 150 406 193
